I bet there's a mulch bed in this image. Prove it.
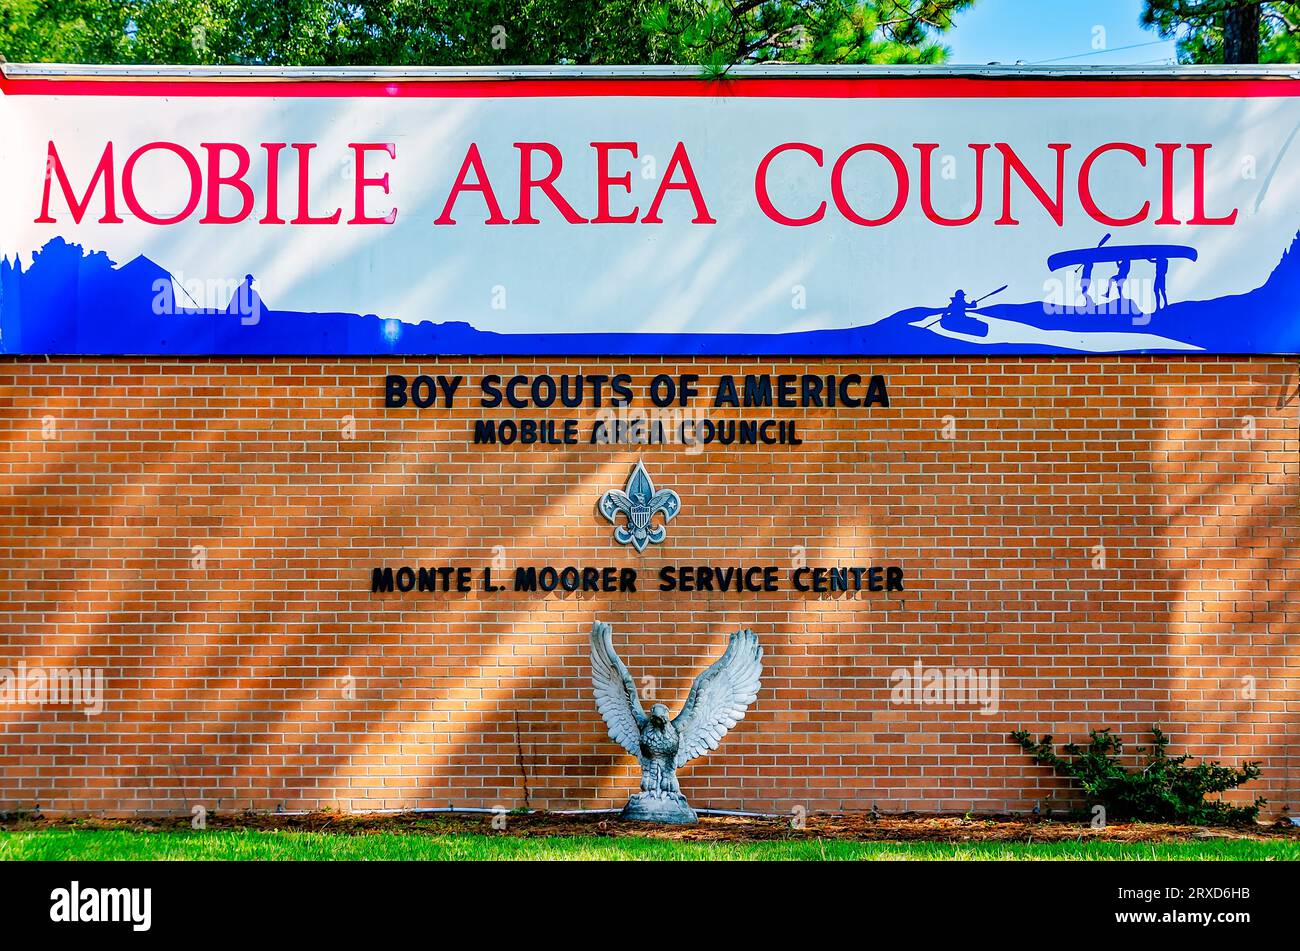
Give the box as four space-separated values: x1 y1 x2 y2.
3 810 1297 844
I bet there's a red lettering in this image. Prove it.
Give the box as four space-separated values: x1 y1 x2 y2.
831 144 908 227
435 143 508 225
1078 143 1149 227
1186 143 1238 225
591 142 639 224
347 142 397 225
916 143 988 227
199 143 254 224
290 143 342 225
36 141 122 224
995 143 1070 226
755 143 826 226
122 142 201 226
260 143 287 225
642 142 715 224
513 142 587 224
1154 143 1181 225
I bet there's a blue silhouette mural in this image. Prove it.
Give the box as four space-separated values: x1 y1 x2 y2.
3 233 1299 355
1045 237 1195 310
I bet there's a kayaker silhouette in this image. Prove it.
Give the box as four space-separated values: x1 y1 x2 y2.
937 285 1005 337
944 289 971 317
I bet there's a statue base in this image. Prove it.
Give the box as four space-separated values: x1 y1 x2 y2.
620 792 698 824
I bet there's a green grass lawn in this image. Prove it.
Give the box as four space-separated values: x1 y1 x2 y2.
1 828 1295 861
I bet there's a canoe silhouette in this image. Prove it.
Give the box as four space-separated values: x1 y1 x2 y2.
1047 244 1197 270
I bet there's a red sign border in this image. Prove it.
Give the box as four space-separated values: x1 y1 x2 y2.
3 75 1300 98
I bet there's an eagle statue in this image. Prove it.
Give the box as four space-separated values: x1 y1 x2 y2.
589 620 764 823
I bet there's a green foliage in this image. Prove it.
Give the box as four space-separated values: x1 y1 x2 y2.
0 0 670 65
1143 0 1300 64
0 0 132 62
1012 725 1264 825
647 1 972 67
0 0 972 67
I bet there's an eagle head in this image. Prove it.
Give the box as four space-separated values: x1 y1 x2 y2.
648 703 670 727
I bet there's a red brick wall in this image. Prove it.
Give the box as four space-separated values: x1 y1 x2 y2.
0 356 1296 817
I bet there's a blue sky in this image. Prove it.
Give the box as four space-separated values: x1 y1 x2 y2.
944 0 1180 65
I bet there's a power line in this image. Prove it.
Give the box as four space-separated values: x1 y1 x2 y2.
1029 38 1172 65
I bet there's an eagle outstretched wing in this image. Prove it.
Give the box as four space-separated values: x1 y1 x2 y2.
589 621 647 758
648 489 681 521
597 490 632 523
672 629 763 768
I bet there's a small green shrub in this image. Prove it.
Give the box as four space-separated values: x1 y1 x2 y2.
1011 726 1264 825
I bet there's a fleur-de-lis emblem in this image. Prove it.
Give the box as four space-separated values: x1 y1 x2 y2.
598 461 681 552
